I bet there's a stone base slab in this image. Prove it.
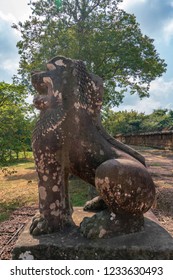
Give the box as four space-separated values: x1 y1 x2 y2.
12 208 173 260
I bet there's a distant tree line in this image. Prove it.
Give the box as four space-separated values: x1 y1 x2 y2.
102 109 173 136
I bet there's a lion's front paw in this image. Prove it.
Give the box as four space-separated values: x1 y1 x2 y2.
30 214 50 236
80 210 110 239
83 196 108 212
80 210 144 239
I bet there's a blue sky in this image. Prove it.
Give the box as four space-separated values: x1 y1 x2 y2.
0 0 173 114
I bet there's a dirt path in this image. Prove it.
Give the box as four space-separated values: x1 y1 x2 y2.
134 146 173 236
0 146 173 260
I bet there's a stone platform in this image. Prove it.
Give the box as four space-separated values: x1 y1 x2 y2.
12 208 173 260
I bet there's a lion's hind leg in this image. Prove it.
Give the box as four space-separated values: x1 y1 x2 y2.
80 158 155 238
95 159 155 215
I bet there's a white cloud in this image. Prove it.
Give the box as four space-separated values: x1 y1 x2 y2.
119 0 147 9
0 10 21 39
0 2 31 83
0 10 21 82
1 59 18 74
163 18 173 44
0 10 16 23
114 77 173 114
0 0 31 22
115 96 161 115
150 77 173 97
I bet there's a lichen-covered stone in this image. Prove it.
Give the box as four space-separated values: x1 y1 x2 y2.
12 208 173 260
80 209 144 239
83 196 107 212
31 56 155 236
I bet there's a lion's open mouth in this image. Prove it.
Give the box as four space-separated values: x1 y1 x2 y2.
31 72 53 96
35 83 48 95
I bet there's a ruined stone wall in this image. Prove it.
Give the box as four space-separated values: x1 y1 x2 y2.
115 131 173 150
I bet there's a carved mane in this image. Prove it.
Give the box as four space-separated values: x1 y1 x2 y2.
32 56 145 165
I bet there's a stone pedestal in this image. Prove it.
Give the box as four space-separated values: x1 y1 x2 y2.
12 208 173 260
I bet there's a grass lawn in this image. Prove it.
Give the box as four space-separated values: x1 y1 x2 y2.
0 160 89 222
0 160 38 222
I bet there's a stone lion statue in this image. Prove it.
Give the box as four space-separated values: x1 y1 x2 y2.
30 56 155 238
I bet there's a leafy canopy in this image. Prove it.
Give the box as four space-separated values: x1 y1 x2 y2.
0 82 33 163
102 109 173 136
13 0 166 106
0 82 26 108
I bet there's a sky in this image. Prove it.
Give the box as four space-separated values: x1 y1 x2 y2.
0 0 173 114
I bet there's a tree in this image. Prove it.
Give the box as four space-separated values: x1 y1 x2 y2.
0 82 33 163
142 109 173 132
103 108 173 136
13 0 166 106
0 82 26 108
102 109 146 135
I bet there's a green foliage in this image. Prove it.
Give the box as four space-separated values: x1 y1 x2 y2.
142 109 173 132
103 109 173 135
13 0 166 106
54 0 62 10
0 82 26 107
0 82 35 164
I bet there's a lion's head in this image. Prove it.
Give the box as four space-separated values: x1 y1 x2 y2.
32 56 103 118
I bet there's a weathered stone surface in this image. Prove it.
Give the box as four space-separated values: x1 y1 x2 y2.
83 196 107 212
80 209 144 239
115 131 173 150
31 56 155 236
12 208 173 260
